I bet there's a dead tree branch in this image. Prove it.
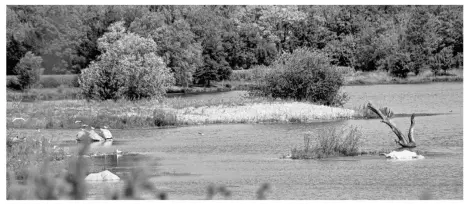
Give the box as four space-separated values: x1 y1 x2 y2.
367 102 416 148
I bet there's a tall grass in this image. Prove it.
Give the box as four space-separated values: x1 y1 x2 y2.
7 96 356 129
7 87 84 102
7 129 68 181
289 125 363 159
176 101 356 125
353 103 394 119
345 69 463 85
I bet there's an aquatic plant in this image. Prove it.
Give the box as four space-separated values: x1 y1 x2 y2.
289 125 363 159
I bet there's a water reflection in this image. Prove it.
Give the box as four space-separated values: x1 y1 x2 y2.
89 140 114 148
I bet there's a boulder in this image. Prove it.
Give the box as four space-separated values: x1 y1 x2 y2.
383 150 425 160
98 127 113 139
76 129 104 142
85 170 120 182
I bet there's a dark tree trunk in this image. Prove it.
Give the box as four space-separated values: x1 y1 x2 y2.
367 102 417 148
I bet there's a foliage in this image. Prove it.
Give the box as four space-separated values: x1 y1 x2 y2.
79 21 175 101
250 48 346 106
194 35 232 87
39 77 60 88
7 5 463 81
382 52 412 78
7 77 23 91
14 51 43 90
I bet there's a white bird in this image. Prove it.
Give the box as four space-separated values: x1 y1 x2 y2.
12 117 26 122
115 149 122 155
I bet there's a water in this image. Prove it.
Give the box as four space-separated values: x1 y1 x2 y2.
50 82 463 199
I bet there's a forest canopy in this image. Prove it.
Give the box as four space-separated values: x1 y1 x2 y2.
7 5 463 85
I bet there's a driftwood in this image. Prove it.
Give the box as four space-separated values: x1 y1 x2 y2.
367 102 416 148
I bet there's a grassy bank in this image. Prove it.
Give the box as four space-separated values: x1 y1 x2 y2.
7 96 356 129
344 69 463 85
6 68 462 101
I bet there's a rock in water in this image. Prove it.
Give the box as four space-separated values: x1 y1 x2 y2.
99 128 113 139
85 170 120 182
76 129 104 142
88 129 104 141
383 150 425 160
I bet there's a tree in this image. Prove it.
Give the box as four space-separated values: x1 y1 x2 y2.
15 51 43 90
131 15 203 87
194 35 231 87
79 22 174 101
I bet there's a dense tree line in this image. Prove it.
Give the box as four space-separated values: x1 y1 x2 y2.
7 5 463 86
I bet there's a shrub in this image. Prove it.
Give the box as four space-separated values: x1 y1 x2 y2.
14 52 43 90
7 77 23 91
79 21 175 101
152 109 178 126
250 48 347 106
385 52 411 78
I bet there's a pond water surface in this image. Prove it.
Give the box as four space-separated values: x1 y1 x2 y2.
51 82 462 199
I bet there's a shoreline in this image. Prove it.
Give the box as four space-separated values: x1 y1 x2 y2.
6 79 463 102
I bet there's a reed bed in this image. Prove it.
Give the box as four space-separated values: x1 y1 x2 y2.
176 102 356 125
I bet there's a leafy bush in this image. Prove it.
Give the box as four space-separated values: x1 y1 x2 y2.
7 77 23 91
250 48 347 106
383 52 411 78
152 109 178 126
14 52 43 90
79 21 175 101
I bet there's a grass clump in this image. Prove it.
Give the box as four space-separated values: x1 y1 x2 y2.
289 125 362 159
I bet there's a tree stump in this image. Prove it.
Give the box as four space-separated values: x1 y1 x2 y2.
367 102 416 148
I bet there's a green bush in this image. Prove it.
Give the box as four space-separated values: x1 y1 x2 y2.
7 77 23 91
384 52 411 78
14 52 43 90
250 48 347 106
79 21 175 101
